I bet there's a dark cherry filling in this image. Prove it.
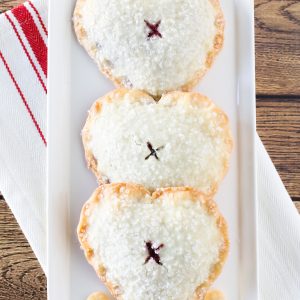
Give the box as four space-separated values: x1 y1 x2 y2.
144 20 162 39
144 241 164 266
145 142 164 160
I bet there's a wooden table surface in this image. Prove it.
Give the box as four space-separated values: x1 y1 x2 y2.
0 0 299 298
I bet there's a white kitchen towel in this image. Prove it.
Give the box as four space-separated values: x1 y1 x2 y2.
257 138 300 299
0 0 47 269
0 1 299 299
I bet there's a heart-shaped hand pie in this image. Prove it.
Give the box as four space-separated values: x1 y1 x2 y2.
73 0 224 97
78 184 229 300
82 89 233 196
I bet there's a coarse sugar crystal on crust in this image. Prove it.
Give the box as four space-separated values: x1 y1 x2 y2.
82 89 233 196
78 183 229 300
73 0 224 97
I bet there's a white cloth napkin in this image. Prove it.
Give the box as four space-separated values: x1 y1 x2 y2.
0 1 299 299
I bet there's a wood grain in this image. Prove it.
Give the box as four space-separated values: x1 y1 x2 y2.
257 97 300 199
0 196 47 299
255 0 300 95
0 0 25 12
0 0 299 298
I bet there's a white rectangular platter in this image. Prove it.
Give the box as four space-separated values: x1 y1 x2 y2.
47 0 258 299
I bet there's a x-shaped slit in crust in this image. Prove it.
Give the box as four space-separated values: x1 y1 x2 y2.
144 241 164 266
145 142 164 160
144 20 162 39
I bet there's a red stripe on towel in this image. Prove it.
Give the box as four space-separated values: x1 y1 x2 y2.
12 5 47 76
5 13 47 93
28 1 48 36
0 51 47 146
